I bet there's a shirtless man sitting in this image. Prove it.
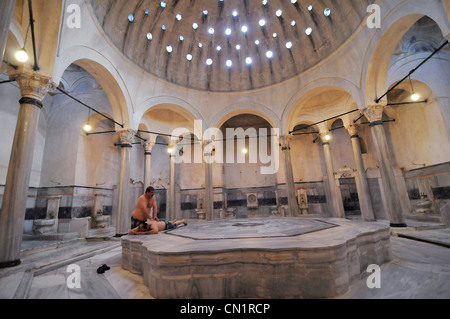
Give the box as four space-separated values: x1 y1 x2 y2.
128 219 188 235
131 186 158 229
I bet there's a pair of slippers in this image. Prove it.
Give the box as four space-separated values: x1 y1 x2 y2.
96 264 110 274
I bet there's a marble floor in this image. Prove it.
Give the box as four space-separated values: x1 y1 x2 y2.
0 219 449 299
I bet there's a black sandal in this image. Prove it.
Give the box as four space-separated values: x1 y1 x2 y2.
96 264 110 274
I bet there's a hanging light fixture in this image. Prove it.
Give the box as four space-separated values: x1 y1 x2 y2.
409 76 420 101
15 23 30 63
83 122 92 132
83 108 92 132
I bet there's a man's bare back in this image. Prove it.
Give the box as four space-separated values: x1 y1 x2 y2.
131 187 158 222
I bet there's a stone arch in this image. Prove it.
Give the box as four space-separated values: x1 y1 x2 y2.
135 96 204 136
211 102 281 131
286 84 362 136
53 46 132 129
82 112 115 133
282 78 364 136
362 0 450 106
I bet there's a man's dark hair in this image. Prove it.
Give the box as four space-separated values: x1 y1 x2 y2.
146 186 155 193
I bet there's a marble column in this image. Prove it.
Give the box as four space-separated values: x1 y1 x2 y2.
346 124 376 222
143 142 155 189
320 132 346 219
0 71 52 268
0 0 16 62
435 97 450 138
115 129 134 236
168 143 177 221
364 105 407 227
280 136 299 217
204 140 214 221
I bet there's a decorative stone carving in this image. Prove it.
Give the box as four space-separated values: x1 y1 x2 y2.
143 141 155 154
246 193 259 208
364 104 385 123
298 189 309 215
279 135 291 150
118 129 135 146
10 69 53 101
346 124 359 137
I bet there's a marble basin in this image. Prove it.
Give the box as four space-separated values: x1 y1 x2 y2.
121 218 392 299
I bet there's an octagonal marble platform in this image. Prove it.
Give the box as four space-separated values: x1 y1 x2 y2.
121 218 392 299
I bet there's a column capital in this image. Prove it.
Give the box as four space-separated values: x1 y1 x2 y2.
117 129 135 147
143 141 156 154
202 139 215 158
363 104 386 123
280 135 291 150
10 69 53 102
346 124 359 138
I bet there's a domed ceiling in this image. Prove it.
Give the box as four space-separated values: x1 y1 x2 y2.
88 0 374 92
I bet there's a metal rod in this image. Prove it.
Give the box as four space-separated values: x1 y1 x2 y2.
0 79 15 85
86 130 117 136
56 87 124 128
28 0 39 71
353 113 365 124
292 131 319 136
134 134 147 142
375 40 449 103
289 109 360 134
387 100 428 106
114 141 168 147
138 129 177 138
2 59 18 70
359 119 396 125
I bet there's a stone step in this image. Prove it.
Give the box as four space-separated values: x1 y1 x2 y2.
407 214 442 223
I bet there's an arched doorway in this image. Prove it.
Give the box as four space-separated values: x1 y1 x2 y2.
219 113 278 219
